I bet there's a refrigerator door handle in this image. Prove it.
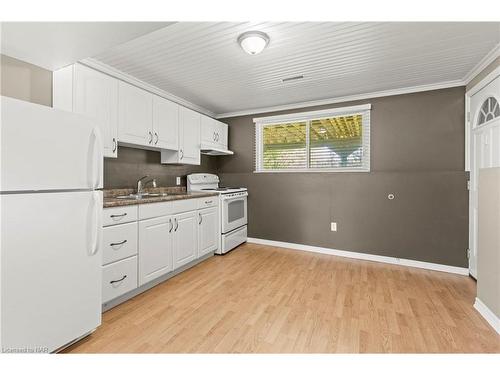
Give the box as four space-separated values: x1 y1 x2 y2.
90 191 102 256
88 127 103 189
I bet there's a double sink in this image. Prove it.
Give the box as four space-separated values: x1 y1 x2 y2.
116 192 187 200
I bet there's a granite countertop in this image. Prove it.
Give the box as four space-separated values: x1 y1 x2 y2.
103 186 219 208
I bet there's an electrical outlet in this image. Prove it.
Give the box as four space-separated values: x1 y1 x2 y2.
176 177 181 186
330 222 337 232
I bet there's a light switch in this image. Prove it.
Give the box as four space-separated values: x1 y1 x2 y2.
331 222 337 232
176 177 181 185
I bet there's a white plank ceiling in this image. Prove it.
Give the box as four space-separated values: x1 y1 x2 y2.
93 22 500 116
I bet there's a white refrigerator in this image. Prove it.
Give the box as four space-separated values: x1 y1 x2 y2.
0 96 103 353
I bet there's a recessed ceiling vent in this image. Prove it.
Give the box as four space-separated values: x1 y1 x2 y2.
282 75 304 83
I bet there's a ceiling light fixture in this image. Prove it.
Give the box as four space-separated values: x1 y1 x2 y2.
237 31 269 55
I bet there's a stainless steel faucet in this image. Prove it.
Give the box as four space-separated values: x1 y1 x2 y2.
137 175 157 196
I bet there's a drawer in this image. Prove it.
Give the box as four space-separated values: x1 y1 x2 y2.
222 225 247 254
197 196 218 209
102 222 138 265
139 198 200 220
102 256 138 303
103 205 138 226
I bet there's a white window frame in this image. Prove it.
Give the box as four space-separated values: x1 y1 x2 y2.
254 104 371 173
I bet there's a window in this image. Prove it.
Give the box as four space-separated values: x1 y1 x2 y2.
254 104 371 172
477 97 500 126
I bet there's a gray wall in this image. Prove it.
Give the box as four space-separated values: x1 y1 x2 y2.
477 168 500 317
104 146 218 189
218 87 469 267
0 54 52 106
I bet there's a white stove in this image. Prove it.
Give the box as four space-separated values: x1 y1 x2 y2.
188 174 248 254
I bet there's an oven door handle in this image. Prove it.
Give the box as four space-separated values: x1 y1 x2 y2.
222 193 248 202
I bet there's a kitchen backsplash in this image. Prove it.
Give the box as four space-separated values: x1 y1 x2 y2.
104 146 218 189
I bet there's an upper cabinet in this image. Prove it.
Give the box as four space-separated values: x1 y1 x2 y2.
200 115 232 155
152 96 179 150
54 64 225 165
53 64 118 158
118 81 153 147
161 106 201 165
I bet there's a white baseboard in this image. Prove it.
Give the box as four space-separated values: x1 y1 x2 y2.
247 237 469 276
474 298 500 334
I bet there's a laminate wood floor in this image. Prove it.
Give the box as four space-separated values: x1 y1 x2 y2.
65 243 499 353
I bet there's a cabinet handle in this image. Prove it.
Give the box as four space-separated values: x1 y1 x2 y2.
199 212 203 225
205 200 213 204
213 131 216 141
110 213 127 218
110 275 127 284
110 239 127 247
154 132 158 145
148 131 153 144
169 218 173 233
180 149 184 160
174 218 179 231
112 138 117 152
216 133 219 142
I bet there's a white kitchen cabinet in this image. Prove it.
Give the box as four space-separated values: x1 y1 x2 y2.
53 64 118 158
138 215 173 286
173 210 198 269
198 207 218 257
201 115 228 149
161 106 200 165
152 95 179 150
118 81 153 147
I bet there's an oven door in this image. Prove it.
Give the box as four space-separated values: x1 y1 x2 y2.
221 194 247 234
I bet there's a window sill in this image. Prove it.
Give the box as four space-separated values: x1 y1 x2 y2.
253 168 370 173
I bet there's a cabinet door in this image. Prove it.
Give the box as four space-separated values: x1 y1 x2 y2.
179 106 201 165
118 81 153 147
138 215 173 286
152 96 179 150
201 115 217 147
198 207 218 257
216 120 228 148
173 211 198 269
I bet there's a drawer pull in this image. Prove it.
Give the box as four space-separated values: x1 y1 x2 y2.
110 239 127 247
205 200 213 204
110 213 127 218
110 275 127 284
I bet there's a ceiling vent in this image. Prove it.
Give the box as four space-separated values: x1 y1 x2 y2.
282 75 304 83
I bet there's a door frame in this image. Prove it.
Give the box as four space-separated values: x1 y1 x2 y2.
465 65 500 277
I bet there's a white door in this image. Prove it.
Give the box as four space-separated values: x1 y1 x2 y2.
468 75 500 278
74 64 118 158
138 216 173 286
198 207 218 257
1 97 103 192
179 106 201 165
118 81 153 147
217 120 228 148
173 211 198 269
201 115 217 147
152 96 179 150
0 191 102 352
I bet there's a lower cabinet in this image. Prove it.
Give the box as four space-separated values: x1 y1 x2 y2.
102 198 218 306
173 211 199 269
198 207 218 257
138 215 174 286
